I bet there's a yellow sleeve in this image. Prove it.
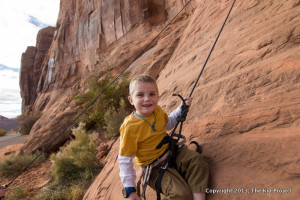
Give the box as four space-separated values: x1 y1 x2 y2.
119 123 138 157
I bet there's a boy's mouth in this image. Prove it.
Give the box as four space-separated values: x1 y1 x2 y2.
143 104 153 107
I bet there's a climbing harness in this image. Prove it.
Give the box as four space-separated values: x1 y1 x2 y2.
137 150 171 199
137 0 237 199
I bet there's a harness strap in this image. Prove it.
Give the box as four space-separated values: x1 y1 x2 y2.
137 167 146 197
156 134 186 150
155 162 168 200
137 151 170 199
190 141 202 154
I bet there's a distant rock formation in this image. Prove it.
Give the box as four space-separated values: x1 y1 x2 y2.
0 115 18 131
20 27 55 114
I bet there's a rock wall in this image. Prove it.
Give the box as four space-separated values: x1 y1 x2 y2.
20 27 55 114
84 0 300 199
19 0 300 199
20 0 188 154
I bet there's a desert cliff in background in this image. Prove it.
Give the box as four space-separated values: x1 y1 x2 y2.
0 116 18 131
19 0 300 199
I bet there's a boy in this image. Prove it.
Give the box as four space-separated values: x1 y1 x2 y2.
118 74 209 200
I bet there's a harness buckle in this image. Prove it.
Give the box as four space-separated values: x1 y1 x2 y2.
160 162 168 170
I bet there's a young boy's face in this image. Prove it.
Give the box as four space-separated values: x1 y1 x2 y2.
128 82 159 118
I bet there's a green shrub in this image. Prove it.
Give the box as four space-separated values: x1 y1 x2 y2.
74 73 131 135
34 183 66 200
0 153 46 178
35 182 85 200
64 184 85 200
0 129 7 136
50 123 100 184
5 186 29 200
44 123 101 199
104 98 129 138
37 123 101 199
17 113 41 135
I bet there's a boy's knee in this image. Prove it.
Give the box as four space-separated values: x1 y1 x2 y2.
166 186 193 200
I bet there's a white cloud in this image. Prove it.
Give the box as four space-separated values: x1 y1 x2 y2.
0 70 20 104
0 103 21 118
0 0 59 118
0 0 59 69
0 69 21 118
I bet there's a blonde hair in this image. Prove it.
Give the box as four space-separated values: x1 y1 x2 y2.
129 74 158 96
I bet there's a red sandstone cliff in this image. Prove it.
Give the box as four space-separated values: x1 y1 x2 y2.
20 27 55 114
18 0 300 199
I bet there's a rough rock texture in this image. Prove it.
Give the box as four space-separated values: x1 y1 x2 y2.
19 0 300 199
20 0 187 154
84 0 300 199
0 115 18 131
19 27 55 114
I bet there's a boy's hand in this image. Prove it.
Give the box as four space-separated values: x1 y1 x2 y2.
182 97 193 107
128 192 141 200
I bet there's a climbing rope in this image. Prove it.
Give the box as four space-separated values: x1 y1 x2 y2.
174 0 237 142
156 0 237 152
189 0 236 97
139 0 238 199
3 0 193 189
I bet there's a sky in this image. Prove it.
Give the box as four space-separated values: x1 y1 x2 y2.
0 0 60 118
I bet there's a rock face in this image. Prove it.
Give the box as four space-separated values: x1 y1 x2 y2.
20 27 55 114
83 0 300 199
20 0 187 154
0 115 18 131
19 0 300 199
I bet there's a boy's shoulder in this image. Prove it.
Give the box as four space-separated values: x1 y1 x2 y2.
155 105 168 117
155 105 164 113
121 112 134 126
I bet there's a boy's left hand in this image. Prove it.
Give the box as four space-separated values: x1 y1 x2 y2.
183 97 193 107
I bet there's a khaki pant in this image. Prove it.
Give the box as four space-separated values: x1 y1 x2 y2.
149 146 209 200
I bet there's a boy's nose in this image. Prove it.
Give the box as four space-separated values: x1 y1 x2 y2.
144 95 150 100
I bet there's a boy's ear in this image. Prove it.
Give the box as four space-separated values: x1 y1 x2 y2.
128 96 134 105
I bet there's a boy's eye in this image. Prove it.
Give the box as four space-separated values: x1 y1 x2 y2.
150 93 156 96
137 93 144 97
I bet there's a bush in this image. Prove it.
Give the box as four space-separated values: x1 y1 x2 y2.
42 123 101 199
0 129 7 136
34 183 66 200
65 184 85 200
35 183 85 200
104 98 129 138
5 186 29 200
17 113 41 135
0 153 47 178
50 123 100 184
74 73 132 135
